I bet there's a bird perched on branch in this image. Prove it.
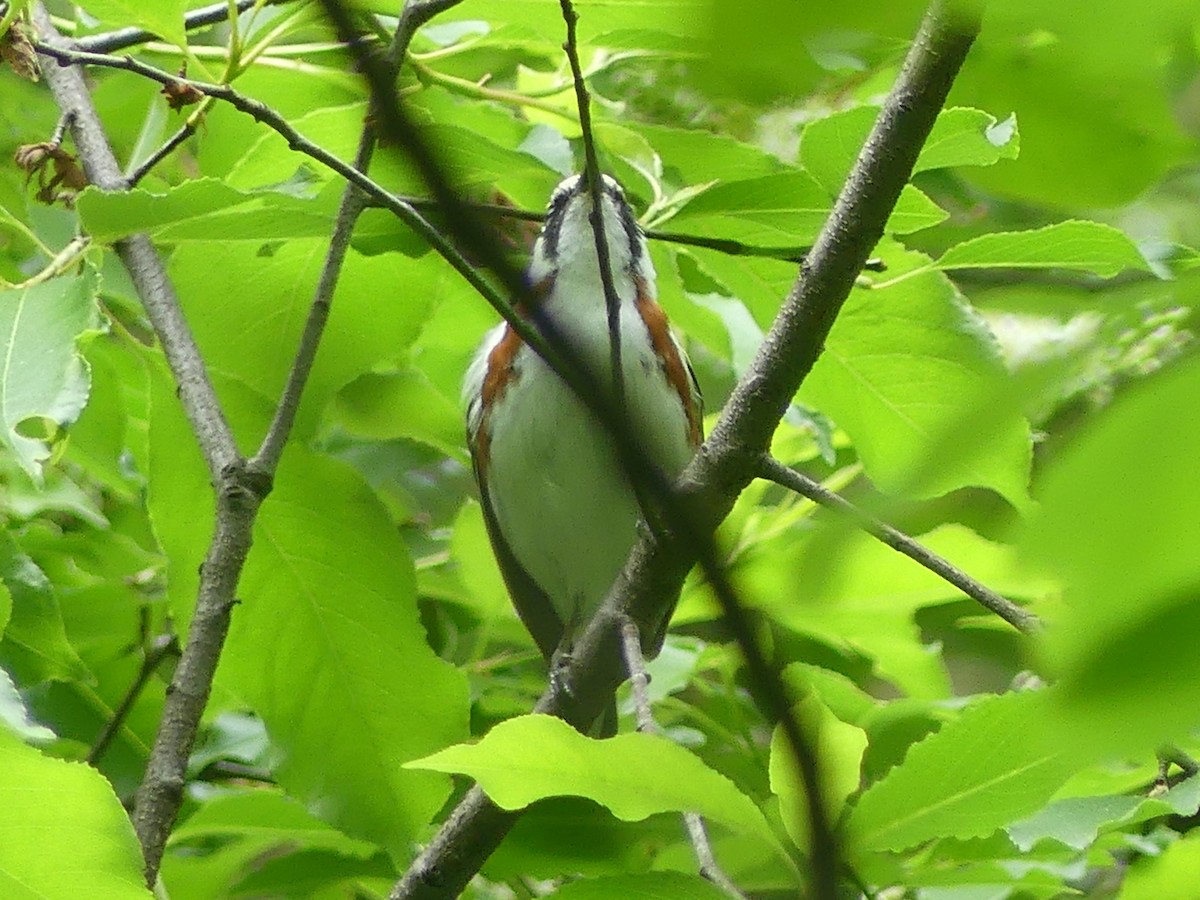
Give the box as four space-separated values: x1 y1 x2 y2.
464 174 702 730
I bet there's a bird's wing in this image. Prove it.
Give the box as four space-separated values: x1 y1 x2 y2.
471 454 566 662
465 326 566 663
674 331 704 446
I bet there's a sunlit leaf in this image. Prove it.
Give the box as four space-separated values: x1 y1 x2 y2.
0 271 100 481
846 690 1076 853
0 532 90 686
0 728 152 898
75 0 188 49
803 240 1033 508
408 714 789 863
1025 356 1200 758
801 106 1020 197
936 221 1150 277
769 696 867 853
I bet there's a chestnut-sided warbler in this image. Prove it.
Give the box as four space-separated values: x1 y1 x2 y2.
464 174 702 705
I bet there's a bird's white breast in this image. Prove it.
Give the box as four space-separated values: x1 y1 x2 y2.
480 270 694 632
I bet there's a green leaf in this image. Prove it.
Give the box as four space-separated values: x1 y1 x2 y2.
846 690 1076 853
1024 356 1200 758
613 123 785 184
217 444 469 858
801 106 1019 197
0 270 100 481
0 666 54 742
685 249 798 327
917 108 1020 173
951 0 1192 207
161 796 375 900
669 173 832 248
546 872 732 899
936 221 1151 276
168 241 434 441
669 174 943 249
330 369 466 458
0 531 90 686
407 714 785 858
1007 775 1200 852
482 798 677 883
169 790 378 859
431 0 709 49
0 728 152 898
769 696 867 853
802 240 1033 508
75 0 188 49
741 523 1047 698
695 0 926 103
76 181 350 243
1120 831 1200 900
449 499 512 623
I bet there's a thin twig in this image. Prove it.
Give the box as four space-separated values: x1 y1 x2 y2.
618 619 745 900
1159 745 1200 778
559 0 625 410
618 618 655 734
682 814 747 899
757 455 1040 634
87 635 179 766
32 1 467 884
126 120 197 187
408 55 578 119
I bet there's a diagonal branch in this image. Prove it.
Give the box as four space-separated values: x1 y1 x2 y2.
389 3 982 897
758 456 1040 634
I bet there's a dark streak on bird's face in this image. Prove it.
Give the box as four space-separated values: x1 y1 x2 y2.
539 175 641 270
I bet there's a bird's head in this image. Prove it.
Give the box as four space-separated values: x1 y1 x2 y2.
528 174 652 286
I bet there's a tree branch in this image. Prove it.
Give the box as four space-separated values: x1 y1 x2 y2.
31 9 261 883
757 455 1039 634
126 120 197 187
389 3 982 896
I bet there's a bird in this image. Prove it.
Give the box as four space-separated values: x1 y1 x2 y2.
463 174 702 731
